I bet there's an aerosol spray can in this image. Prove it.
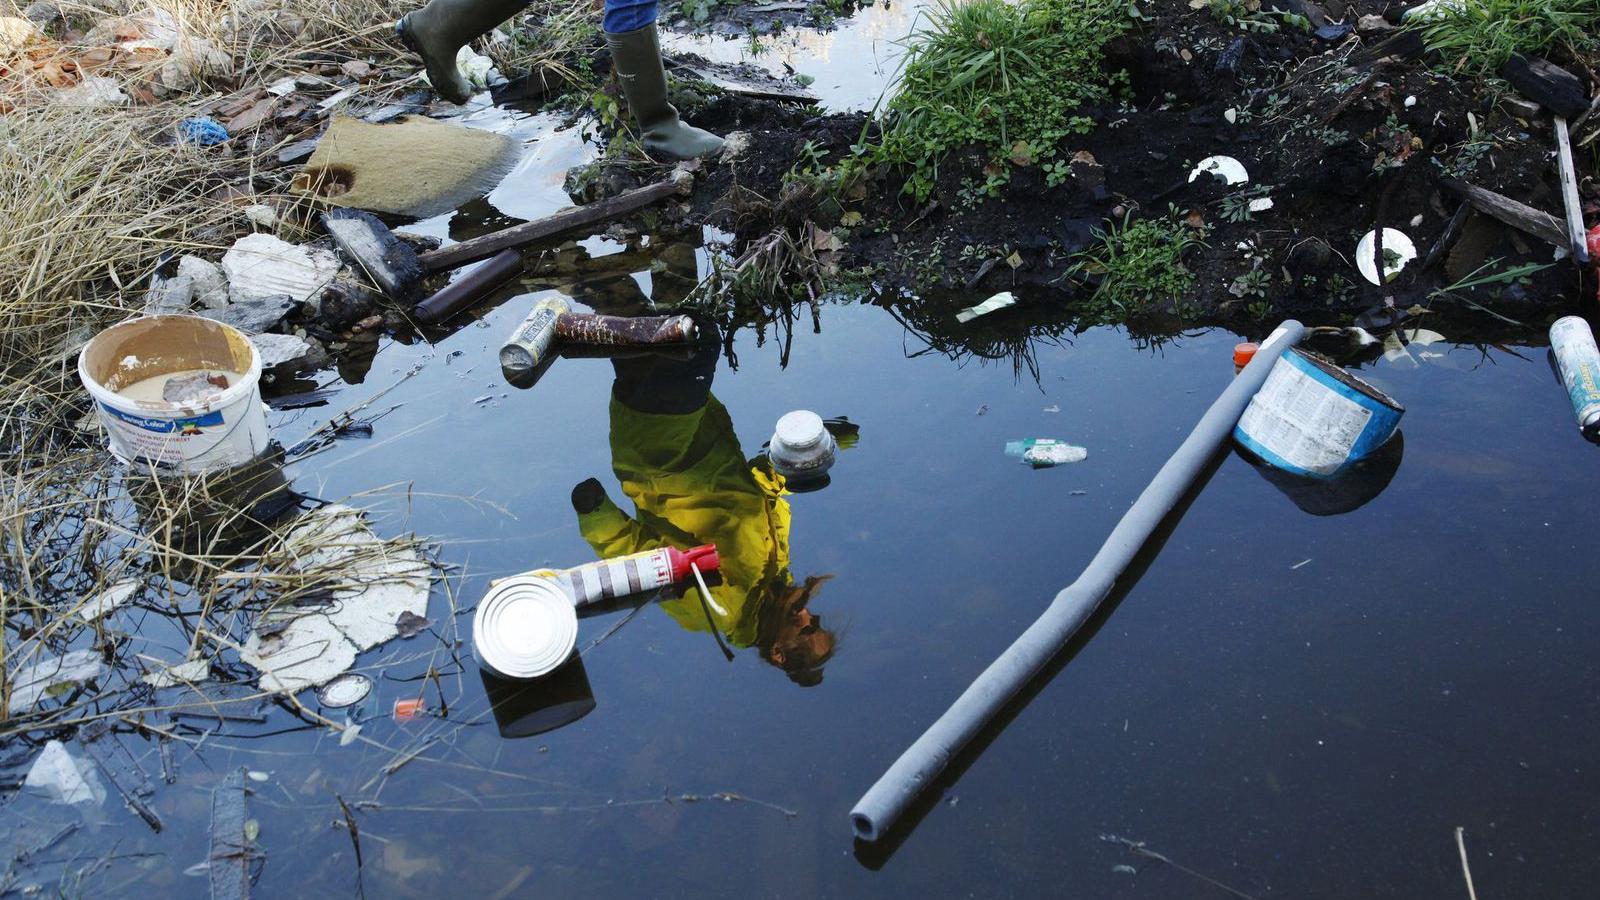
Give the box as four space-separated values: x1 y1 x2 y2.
499 294 572 372
1549 315 1600 438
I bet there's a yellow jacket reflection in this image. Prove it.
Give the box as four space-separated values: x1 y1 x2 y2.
574 392 834 685
578 393 789 645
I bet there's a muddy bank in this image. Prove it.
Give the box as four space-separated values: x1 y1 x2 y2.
658 0 1597 332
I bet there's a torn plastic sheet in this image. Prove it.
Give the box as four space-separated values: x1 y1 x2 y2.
77 579 140 622
7 649 107 715
955 291 1017 324
23 741 107 807
241 505 432 694
140 657 213 688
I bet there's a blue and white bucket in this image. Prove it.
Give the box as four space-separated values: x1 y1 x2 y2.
78 315 269 473
1233 348 1403 479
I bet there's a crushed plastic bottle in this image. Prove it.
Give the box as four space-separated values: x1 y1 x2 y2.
1006 439 1088 468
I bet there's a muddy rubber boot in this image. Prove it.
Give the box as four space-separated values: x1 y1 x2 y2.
396 0 525 104
606 23 724 160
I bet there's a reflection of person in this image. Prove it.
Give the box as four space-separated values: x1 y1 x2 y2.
397 0 722 158
570 323 838 686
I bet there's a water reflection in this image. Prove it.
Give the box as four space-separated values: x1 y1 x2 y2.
571 319 839 685
480 657 598 738
1236 430 1405 516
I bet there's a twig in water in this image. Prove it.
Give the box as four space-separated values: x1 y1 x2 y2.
336 794 363 870
1100 834 1261 900
1456 827 1478 900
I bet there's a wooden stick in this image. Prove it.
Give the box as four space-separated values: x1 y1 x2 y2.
418 171 695 273
1554 116 1592 265
1439 177 1570 250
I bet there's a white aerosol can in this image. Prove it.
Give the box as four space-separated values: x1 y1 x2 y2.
1549 315 1600 438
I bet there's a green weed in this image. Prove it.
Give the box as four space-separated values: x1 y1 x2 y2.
876 0 1133 200
1417 0 1600 76
1069 213 1204 323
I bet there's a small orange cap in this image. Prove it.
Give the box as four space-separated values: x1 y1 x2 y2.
393 698 425 721
1233 342 1259 368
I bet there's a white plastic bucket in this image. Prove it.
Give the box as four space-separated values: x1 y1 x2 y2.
77 315 269 472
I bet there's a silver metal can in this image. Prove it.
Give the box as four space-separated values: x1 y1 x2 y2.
1550 315 1600 435
499 294 572 372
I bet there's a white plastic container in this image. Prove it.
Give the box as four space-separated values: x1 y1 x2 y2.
78 315 269 472
768 410 836 482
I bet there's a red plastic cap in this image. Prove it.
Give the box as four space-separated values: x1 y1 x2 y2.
1587 223 1600 264
668 544 720 581
1233 342 1259 368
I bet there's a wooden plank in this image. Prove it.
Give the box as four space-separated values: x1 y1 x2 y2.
1438 177 1569 250
418 172 694 272
1554 116 1592 265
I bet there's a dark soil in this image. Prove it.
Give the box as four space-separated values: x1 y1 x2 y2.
667 0 1599 334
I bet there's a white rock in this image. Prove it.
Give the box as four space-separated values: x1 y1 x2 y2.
180 255 229 309
0 15 43 53
244 204 278 229
54 76 130 108
221 233 338 305
248 331 312 368
242 505 432 693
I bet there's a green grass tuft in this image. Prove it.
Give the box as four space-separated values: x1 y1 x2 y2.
877 0 1134 200
1069 214 1203 323
1417 0 1600 76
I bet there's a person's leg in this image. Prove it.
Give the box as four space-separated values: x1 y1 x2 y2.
604 15 724 160
396 0 528 104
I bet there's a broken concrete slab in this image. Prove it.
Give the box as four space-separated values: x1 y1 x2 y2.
247 332 313 368
199 295 297 334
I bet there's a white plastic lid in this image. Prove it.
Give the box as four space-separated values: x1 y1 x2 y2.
473 576 578 680
774 410 826 452
317 673 372 708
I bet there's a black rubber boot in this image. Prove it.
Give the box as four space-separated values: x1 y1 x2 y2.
396 0 526 104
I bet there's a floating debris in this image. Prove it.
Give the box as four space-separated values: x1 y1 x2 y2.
955 291 1017 323
77 579 140 622
7 649 106 715
22 741 106 807
241 504 432 694
317 674 373 709
141 657 213 688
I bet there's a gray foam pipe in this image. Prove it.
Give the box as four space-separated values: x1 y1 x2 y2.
850 320 1306 843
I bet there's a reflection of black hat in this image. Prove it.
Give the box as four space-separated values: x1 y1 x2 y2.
479 657 597 739
1236 431 1405 517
